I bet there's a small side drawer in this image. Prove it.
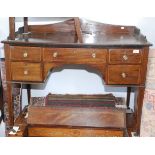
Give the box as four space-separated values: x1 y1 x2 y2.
109 49 142 64
107 65 141 84
11 62 42 82
43 48 107 63
10 46 42 61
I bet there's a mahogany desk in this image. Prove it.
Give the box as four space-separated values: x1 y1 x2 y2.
2 17 152 136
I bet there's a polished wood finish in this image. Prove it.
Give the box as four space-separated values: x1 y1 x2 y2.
2 17 151 136
28 107 125 137
28 107 126 128
108 49 142 64
10 46 42 61
3 18 151 47
28 127 124 137
11 62 42 81
43 48 107 63
107 65 141 84
28 18 75 34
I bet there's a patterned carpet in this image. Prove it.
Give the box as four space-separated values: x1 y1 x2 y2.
140 49 155 136
0 59 21 135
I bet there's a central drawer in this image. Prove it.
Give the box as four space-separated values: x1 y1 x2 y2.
11 62 42 82
43 48 107 63
107 65 141 84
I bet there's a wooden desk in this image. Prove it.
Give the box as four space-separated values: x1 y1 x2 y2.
2 17 151 136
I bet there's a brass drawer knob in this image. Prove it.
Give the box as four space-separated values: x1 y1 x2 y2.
24 70 28 75
53 52 58 58
121 72 126 78
122 55 128 61
92 53 96 58
23 52 28 58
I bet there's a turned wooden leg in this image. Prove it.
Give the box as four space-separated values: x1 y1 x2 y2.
134 87 145 135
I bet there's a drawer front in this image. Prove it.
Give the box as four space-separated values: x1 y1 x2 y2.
10 46 42 61
107 65 141 84
109 49 142 64
28 127 124 137
43 48 107 63
11 62 42 82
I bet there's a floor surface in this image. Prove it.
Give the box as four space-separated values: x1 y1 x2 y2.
0 110 5 137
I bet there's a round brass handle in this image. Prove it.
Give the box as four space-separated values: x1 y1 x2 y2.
24 70 28 75
121 72 126 78
92 53 96 58
23 52 28 58
122 55 128 61
53 52 58 58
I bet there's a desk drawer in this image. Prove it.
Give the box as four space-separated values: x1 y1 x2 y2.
28 127 124 137
43 48 107 63
109 49 142 64
107 65 141 84
11 62 42 82
10 46 42 61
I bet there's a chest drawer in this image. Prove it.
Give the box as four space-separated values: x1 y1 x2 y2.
10 46 42 61
43 48 107 63
107 65 141 84
109 49 142 64
11 62 42 82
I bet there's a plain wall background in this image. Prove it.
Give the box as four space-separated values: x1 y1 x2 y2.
0 17 155 109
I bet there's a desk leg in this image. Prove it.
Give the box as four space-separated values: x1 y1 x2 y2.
6 83 14 127
126 87 131 109
134 87 145 135
27 84 31 104
0 82 4 121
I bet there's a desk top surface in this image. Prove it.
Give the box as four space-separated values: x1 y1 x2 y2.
2 18 152 48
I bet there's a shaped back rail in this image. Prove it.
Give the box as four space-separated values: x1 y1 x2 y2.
9 17 141 41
